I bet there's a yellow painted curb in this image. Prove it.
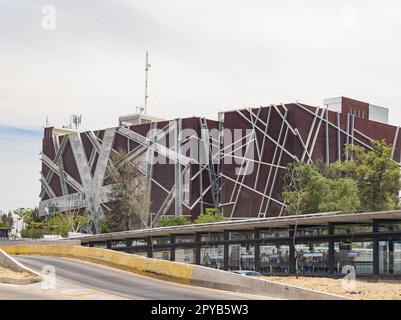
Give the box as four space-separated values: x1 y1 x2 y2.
2 245 194 285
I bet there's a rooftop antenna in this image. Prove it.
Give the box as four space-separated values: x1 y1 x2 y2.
144 51 151 115
71 114 82 130
45 116 50 127
136 106 144 114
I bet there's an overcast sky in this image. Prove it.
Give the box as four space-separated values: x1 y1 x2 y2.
1 0 401 212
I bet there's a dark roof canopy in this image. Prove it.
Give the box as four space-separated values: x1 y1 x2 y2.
78 210 401 243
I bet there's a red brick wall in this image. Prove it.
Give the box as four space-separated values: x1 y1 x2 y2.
342 97 369 120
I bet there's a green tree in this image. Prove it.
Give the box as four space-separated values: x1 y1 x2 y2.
16 208 49 239
0 212 14 229
156 216 190 227
283 163 360 215
107 148 150 231
342 140 401 211
21 228 49 239
283 140 401 215
99 216 112 233
0 214 7 228
317 178 360 213
45 212 92 237
17 208 92 238
15 208 43 230
194 208 225 224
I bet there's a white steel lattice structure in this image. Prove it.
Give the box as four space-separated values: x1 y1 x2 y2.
40 117 221 231
219 103 401 219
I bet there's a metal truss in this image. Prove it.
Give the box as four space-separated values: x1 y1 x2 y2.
39 119 220 230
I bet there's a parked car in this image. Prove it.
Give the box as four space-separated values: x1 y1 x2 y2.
232 270 263 276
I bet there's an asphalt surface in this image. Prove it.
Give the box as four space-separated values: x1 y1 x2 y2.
13 255 268 300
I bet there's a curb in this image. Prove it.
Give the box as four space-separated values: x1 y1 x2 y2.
0 249 42 285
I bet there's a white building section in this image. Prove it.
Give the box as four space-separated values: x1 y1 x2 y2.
369 104 389 124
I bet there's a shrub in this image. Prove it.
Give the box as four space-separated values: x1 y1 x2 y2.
156 216 190 227
194 208 225 224
20 228 50 239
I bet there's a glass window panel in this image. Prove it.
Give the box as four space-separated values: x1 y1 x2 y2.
130 239 148 246
153 249 170 261
229 231 254 241
378 221 401 232
175 247 196 264
295 243 329 274
200 233 224 242
379 240 401 274
152 237 170 245
295 226 328 237
379 241 391 274
334 241 373 274
200 245 224 270
260 244 290 274
260 229 289 238
395 242 401 274
334 224 372 234
111 240 127 248
229 244 255 271
175 235 196 243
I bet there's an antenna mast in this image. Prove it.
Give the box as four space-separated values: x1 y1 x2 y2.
144 51 151 115
71 114 82 130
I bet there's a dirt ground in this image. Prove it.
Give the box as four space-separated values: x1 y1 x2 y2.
263 276 401 300
0 266 32 279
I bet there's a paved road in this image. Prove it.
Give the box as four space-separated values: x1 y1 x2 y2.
13 256 267 300
0 277 127 300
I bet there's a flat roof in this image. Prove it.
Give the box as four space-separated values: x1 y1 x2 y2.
78 210 401 243
118 113 165 122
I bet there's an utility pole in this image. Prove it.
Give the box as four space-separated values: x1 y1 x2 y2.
144 51 151 115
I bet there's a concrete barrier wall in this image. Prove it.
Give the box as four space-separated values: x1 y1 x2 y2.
0 249 41 285
2 244 348 300
2 245 193 285
190 267 345 300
